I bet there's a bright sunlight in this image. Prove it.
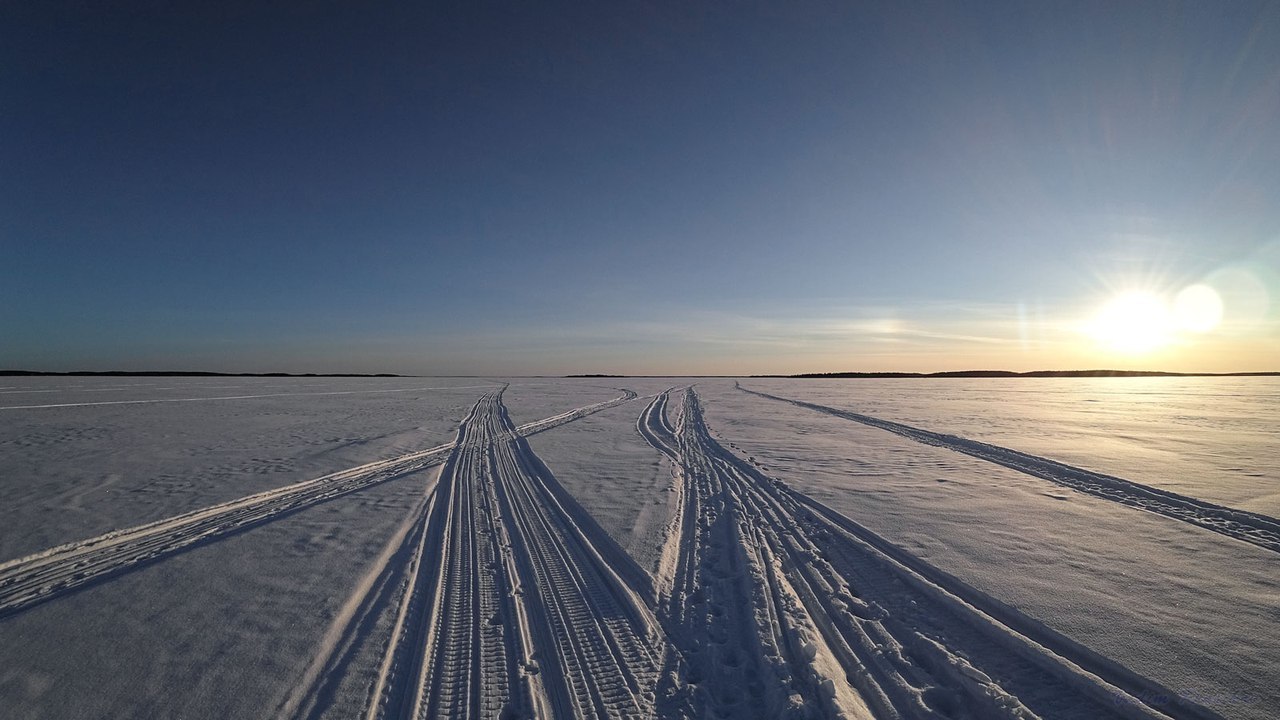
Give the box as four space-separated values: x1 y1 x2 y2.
1090 292 1173 354
1088 286 1224 355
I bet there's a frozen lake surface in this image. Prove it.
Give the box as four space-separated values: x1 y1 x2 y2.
741 376 1280 516
0 376 1274 719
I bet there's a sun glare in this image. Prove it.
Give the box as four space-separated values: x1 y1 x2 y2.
1089 292 1173 354
1087 285 1224 356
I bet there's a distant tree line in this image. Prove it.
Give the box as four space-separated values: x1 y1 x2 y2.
0 370 404 377
767 370 1279 379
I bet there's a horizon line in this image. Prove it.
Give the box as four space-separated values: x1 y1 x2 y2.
3 369 1278 379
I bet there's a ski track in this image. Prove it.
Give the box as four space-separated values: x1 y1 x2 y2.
737 383 1280 555
0 390 639 620
640 388 1219 720
366 387 662 720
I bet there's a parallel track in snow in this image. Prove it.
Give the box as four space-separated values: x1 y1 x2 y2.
737 383 1280 555
642 388 1217 720
636 388 679 460
417 391 528 720
368 388 662 720
0 389 639 619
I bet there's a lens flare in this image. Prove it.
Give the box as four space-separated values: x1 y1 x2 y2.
1172 284 1223 332
1206 266 1271 332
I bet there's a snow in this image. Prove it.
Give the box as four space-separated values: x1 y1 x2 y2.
0 375 1275 719
699 379 1279 720
496 377 636 426
0 467 433 719
525 399 679 580
0 376 486 561
738 376 1280 516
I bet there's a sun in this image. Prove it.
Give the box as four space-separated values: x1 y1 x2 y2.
1088 291 1174 355
1086 285 1226 356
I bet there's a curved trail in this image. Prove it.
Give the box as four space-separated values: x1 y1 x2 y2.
737 383 1280 555
636 388 678 461
640 388 1217 720
366 387 662 720
639 389 687 604
0 389 639 619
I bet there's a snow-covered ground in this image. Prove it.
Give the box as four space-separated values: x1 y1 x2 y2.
525 379 688 578
698 380 1278 720
738 377 1280 516
498 377 638 426
0 376 1274 719
0 376 492 561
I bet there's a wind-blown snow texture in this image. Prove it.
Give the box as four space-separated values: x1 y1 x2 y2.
0 377 1274 719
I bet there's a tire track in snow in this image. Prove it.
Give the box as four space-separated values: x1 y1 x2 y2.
642 388 1217 720
737 383 1280 555
367 387 663 720
0 390 639 619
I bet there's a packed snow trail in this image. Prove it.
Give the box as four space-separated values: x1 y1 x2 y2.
641 389 1218 720
737 383 1280 555
650 389 867 719
636 388 679 461
0 390 638 619
368 388 663 720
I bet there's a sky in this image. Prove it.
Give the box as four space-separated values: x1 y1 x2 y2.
3 1 1278 375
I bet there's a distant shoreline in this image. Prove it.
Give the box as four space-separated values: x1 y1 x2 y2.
770 370 1280 379
0 371 404 377
561 370 1280 378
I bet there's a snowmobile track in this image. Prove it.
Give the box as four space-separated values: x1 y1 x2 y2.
639 387 1220 720
738 383 1280 555
0 389 639 619
367 388 662 720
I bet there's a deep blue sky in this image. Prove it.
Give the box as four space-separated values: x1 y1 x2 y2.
4 2 1278 374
